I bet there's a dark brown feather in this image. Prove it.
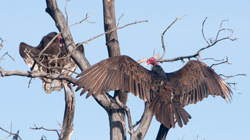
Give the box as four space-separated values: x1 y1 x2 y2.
75 56 232 128
19 32 84 93
75 55 157 101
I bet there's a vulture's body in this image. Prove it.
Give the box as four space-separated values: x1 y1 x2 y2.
19 32 84 93
75 55 232 128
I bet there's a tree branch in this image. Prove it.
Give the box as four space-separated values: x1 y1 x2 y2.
156 17 237 63
59 82 75 140
115 96 134 134
0 121 22 140
0 37 5 50
45 0 90 71
0 52 15 62
29 124 61 140
220 74 247 80
209 56 231 68
130 102 153 140
76 19 148 49
0 66 77 84
160 15 186 59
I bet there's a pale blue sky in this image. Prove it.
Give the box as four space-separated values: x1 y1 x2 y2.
0 0 249 140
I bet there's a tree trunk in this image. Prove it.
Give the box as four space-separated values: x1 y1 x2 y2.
103 0 128 140
60 83 75 140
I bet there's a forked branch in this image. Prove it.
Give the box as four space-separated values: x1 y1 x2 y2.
38 11 95 59
160 15 186 59
29 124 61 140
157 17 237 63
0 121 22 140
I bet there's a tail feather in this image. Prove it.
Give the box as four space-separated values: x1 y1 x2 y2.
150 96 191 128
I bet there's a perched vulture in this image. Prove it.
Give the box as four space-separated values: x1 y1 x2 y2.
19 32 84 93
75 55 232 128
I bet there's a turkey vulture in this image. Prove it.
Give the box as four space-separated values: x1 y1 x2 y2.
19 32 84 93
75 55 232 128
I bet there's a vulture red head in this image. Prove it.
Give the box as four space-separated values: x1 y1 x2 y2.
145 57 158 66
58 34 63 47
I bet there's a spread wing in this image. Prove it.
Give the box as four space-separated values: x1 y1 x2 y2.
166 60 232 107
75 55 160 101
75 57 233 129
149 60 232 128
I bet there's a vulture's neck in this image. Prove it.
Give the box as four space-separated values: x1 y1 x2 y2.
152 65 166 78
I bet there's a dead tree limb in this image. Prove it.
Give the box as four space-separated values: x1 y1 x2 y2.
136 17 239 140
0 67 77 84
209 56 231 68
220 74 247 80
60 82 75 140
155 18 237 63
45 0 90 71
0 52 15 62
0 121 22 140
129 103 153 140
0 37 5 50
160 15 186 59
102 1 127 139
29 124 61 139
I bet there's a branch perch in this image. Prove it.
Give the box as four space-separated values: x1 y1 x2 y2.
0 66 77 84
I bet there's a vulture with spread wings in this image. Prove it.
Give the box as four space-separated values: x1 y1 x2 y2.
19 32 84 93
75 55 232 128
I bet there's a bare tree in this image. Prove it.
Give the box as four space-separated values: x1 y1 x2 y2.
0 0 244 140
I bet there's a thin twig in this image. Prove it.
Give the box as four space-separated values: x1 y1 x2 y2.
220 74 247 80
65 0 72 25
64 19 149 60
137 58 148 64
157 18 237 63
33 55 78 75
117 13 124 27
78 20 148 47
0 121 22 140
0 37 6 50
216 19 229 41
210 56 231 68
38 11 95 59
29 124 61 140
227 82 241 94
56 118 62 129
0 52 15 62
160 15 186 59
85 13 96 24
219 73 246 94
200 57 227 62
202 17 210 46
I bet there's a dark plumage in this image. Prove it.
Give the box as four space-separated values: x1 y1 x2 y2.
75 55 232 128
19 32 84 93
